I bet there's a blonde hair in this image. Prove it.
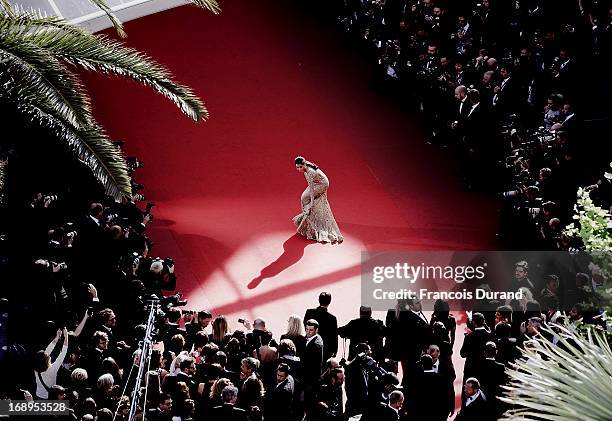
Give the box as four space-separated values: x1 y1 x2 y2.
96 373 114 391
210 378 233 401
286 314 305 337
71 368 88 384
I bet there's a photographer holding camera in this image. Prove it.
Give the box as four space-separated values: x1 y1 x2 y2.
342 342 388 417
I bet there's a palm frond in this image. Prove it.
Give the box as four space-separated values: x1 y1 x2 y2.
188 0 221 14
89 0 126 38
0 0 14 17
30 28 207 121
0 23 94 128
500 325 612 421
11 95 131 199
2 10 88 34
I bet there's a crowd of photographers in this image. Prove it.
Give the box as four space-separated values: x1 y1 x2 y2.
329 0 612 249
0 144 188 420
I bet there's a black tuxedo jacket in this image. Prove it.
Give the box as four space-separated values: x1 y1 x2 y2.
364 402 399 421
409 371 454 421
210 403 249 421
492 77 521 116
337 316 386 360
303 334 324 388
304 306 338 358
456 393 492 421
185 322 205 347
163 371 197 397
265 375 294 420
460 328 493 379
385 310 431 361
477 358 507 399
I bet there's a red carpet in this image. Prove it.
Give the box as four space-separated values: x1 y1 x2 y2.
85 0 498 409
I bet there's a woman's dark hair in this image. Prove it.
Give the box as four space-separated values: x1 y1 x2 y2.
295 156 319 170
34 351 51 373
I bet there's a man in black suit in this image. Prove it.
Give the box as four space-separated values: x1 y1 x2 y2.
400 299 431 381
80 331 108 386
316 367 344 421
560 102 578 139
460 88 494 190
460 312 493 382
417 344 456 385
75 202 105 278
492 64 521 120
185 309 212 347
162 357 198 398
78 202 104 248
456 378 492 421
510 260 535 293
159 308 186 351
211 385 249 421
338 306 386 360
477 341 508 418
265 363 295 421
365 390 404 421
146 393 173 421
453 85 470 125
303 319 324 418
408 354 454 421
304 292 338 360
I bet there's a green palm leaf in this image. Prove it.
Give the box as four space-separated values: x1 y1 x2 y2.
500 325 612 421
0 23 93 128
0 2 216 199
0 0 14 17
89 0 220 37
189 0 221 14
30 28 208 121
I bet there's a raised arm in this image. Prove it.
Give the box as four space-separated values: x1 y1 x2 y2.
73 309 90 337
45 329 61 354
51 328 70 371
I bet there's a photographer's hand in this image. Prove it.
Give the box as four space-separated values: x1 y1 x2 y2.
88 283 99 302
143 213 152 225
61 327 69 346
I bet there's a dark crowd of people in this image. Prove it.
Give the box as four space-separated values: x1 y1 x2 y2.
324 0 612 249
2 225 607 421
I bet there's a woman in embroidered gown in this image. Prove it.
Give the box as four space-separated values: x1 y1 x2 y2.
293 156 343 243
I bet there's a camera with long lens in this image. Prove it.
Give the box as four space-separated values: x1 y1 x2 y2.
132 182 145 192
126 156 144 173
159 292 187 309
35 259 68 271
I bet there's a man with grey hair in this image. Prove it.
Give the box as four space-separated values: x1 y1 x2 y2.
211 385 248 420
